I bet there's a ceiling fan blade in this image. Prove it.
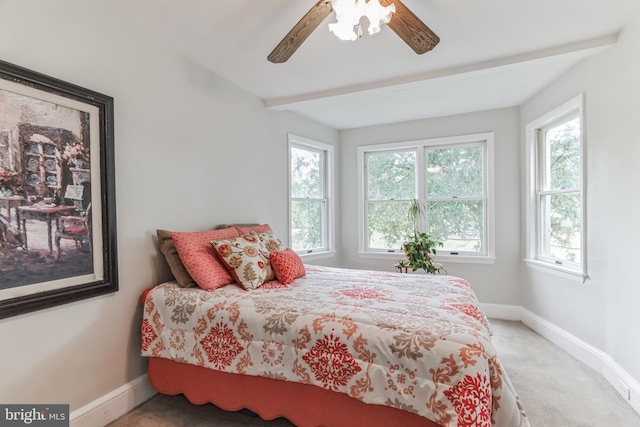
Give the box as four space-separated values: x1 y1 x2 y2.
380 0 440 54
268 0 333 63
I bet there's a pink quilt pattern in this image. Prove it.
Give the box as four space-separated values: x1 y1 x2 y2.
142 265 529 427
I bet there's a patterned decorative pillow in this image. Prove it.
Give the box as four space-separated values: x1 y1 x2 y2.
258 231 285 254
270 248 306 284
256 231 285 282
171 227 240 291
211 232 274 290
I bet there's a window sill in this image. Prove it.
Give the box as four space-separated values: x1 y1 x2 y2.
524 258 587 283
357 252 495 265
299 250 337 261
437 255 495 265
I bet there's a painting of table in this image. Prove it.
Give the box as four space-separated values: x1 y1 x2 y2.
17 205 78 254
0 196 25 223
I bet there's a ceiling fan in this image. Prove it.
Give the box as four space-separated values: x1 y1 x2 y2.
268 0 440 63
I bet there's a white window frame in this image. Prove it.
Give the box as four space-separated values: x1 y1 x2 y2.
357 132 495 264
525 94 587 282
288 134 335 260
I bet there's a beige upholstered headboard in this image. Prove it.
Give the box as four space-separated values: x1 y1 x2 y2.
216 223 259 230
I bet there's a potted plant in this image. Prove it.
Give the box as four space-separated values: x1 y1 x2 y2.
400 198 443 273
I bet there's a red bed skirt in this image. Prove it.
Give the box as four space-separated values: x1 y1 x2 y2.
147 357 440 427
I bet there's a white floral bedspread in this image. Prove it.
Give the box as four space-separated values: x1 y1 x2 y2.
141 265 529 427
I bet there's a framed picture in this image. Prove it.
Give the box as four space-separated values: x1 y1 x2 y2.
0 59 117 319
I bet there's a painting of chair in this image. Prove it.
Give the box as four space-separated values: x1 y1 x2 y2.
54 203 91 260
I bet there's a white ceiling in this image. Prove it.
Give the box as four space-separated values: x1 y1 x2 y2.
97 0 640 129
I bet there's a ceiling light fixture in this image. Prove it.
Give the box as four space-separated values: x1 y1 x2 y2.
328 0 396 41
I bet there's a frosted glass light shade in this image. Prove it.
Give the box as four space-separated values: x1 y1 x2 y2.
329 0 366 40
328 20 359 41
329 0 395 41
364 0 395 34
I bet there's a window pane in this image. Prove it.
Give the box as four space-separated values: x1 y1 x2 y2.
291 200 324 251
545 117 581 191
540 192 581 262
291 146 322 198
427 200 483 252
427 145 483 198
367 151 415 200
367 201 412 250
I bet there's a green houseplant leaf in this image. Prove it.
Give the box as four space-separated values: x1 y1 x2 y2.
401 198 443 273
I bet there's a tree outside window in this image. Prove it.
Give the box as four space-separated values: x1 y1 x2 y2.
539 116 582 264
426 144 485 253
289 135 333 254
525 94 585 279
366 150 414 250
361 134 493 259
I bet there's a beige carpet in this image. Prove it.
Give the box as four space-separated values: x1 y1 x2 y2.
490 320 640 427
107 320 640 427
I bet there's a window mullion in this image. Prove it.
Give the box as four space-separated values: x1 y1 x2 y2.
292 197 324 202
416 145 426 232
538 187 579 196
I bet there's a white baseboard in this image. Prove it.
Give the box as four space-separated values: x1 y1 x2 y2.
602 354 640 415
70 374 156 427
480 303 523 321
483 303 640 417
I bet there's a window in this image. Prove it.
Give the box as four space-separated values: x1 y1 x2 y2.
525 94 586 280
288 134 334 257
365 149 415 250
358 133 494 262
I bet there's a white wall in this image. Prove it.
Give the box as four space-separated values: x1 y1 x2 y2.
2 0 639 417
0 0 338 411
339 107 522 306
520 12 640 383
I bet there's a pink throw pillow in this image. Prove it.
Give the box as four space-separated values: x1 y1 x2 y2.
172 227 240 290
270 248 306 284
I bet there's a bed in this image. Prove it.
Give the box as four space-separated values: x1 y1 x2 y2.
141 236 530 427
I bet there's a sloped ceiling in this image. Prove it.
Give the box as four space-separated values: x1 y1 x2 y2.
96 0 640 129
